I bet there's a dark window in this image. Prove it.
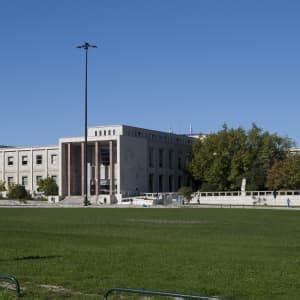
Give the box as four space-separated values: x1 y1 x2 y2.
159 175 163 193
22 176 28 186
148 147 154 168
7 156 14 166
7 177 14 186
177 176 182 189
169 175 173 192
168 150 174 169
149 174 154 193
22 156 28 165
159 149 164 168
36 155 43 165
178 157 182 169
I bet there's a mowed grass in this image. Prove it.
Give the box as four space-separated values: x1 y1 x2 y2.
0 208 300 299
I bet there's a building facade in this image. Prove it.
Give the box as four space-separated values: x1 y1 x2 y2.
0 145 59 193
0 125 193 203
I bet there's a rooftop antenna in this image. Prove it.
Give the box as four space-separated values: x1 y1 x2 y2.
169 127 173 134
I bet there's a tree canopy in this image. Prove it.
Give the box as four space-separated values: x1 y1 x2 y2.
188 124 293 191
266 155 300 190
37 177 58 196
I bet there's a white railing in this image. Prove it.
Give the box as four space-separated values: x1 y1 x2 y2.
194 190 300 197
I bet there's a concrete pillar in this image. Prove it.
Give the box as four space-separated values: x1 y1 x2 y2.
16 150 19 184
81 142 84 196
45 149 48 178
31 149 34 191
95 141 99 197
67 143 71 197
109 141 114 198
2 152 4 182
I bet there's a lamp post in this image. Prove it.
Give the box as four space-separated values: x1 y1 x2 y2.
76 42 97 206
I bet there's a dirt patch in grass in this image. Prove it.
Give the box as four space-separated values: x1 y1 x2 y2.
39 284 98 297
127 218 211 225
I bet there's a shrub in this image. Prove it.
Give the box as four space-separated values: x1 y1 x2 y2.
7 184 31 200
178 186 193 202
38 177 58 196
0 181 6 192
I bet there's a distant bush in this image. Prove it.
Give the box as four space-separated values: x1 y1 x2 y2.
178 186 193 202
37 177 58 196
0 180 6 192
7 184 31 200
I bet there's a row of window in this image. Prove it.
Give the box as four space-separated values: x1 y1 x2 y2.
148 174 190 193
125 130 192 145
149 148 184 169
94 129 116 137
7 175 57 187
6 154 57 167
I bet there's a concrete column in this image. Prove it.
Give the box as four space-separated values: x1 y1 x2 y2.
81 142 84 196
109 141 114 197
67 143 71 197
45 149 48 178
95 141 99 197
16 150 19 184
31 149 34 191
2 151 5 183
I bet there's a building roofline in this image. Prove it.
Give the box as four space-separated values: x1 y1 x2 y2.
0 145 58 151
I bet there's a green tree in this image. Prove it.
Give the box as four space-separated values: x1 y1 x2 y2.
178 186 193 202
188 124 293 191
266 155 300 190
7 184 31 200
37 177 58 196
0 181 6 191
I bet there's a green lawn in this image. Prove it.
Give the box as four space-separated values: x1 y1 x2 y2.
0 208 299 299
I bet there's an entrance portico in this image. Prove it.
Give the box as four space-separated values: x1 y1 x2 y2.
60 138 118 203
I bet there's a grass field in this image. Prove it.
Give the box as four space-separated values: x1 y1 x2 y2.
0 207 300 299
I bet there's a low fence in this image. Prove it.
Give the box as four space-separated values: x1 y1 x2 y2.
191 190 300 207
103 287 223 299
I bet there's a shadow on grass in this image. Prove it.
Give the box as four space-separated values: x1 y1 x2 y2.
0 255 62 262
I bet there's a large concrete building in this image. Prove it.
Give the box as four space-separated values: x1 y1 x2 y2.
0 125 193 203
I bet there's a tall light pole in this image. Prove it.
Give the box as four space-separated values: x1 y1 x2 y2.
76 42 97 206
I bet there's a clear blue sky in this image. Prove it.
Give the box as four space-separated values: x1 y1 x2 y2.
1 1 300 146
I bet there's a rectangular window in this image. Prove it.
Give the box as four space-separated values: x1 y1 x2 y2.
169 175 173 192
148 147 154 168
108 130 111 135
36 176 42 185
177 157 182 169
51 154 57 164
95 130 98 136
99 130 102 136
104 130 106 136
148 174 154 193
113 129 115 135
36 155 43 165
159 175 163 193
177 176 182 189
159 149 164 168
7 177 14 186
22 176 28 186
7 156 14 166
168 150 174 169
22 155 28 166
